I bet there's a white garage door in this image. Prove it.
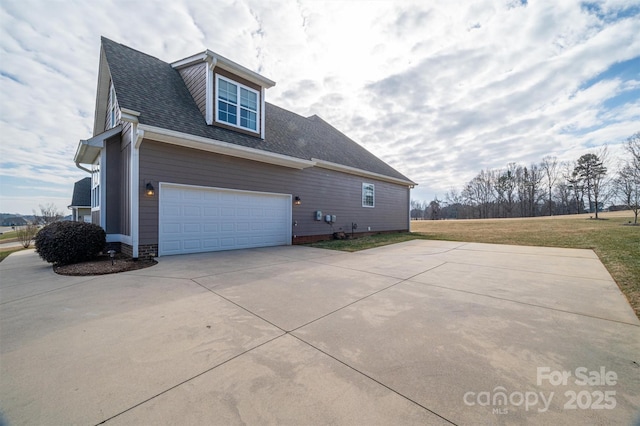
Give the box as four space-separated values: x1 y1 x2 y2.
159 183 291 256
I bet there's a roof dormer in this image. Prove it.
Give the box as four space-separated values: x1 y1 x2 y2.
172 51 275 139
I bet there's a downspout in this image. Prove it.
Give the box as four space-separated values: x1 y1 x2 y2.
75 162 92 173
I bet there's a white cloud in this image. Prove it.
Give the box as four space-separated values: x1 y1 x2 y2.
0 0 638 213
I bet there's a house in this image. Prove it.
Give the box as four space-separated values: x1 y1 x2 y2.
68 177 92 222
1 216 27 227
73 37 415 258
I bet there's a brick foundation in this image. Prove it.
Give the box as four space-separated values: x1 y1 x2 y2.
138 244 158 259
104 243 153 259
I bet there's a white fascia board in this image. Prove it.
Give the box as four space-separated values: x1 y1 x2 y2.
137 124 314 170
171 50 275 88
311 158 417 187
120 108 140 123
74 125 123 164
170 52 208 69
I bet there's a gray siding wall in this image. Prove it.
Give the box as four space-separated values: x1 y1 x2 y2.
178 63 207 117
138 140 409 245
92 210 100 225
105 136 122 234
120 122 132 236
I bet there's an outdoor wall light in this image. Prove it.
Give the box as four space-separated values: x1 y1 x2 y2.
294 196 301 205
145 182 155 196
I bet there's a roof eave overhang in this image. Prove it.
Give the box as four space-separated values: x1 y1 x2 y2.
171 51 275 88
136 124 314 170
312 158 417 187
74 125 123 165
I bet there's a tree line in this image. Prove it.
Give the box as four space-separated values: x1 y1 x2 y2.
411 132 640 224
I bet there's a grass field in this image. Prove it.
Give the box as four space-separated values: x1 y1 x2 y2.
311 210 639 319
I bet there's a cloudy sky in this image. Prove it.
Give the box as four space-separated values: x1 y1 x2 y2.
1 0 639 214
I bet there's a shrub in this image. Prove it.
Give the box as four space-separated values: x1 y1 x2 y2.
35 221 106 265
16 223 39 248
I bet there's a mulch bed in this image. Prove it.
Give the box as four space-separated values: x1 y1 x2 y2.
54 253 157 276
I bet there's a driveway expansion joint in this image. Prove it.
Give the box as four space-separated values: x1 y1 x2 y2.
407 280 640 327
289 333 458 426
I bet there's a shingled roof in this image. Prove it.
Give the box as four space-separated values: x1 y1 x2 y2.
69 177 91 207
101 37 413 183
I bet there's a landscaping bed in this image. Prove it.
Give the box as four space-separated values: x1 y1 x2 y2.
54 253 156 276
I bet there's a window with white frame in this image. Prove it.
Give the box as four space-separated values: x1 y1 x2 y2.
91 159 100 209
216 75 259 132
108 83 119 129
362 183 375 207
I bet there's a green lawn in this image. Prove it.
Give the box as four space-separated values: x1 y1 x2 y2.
309 211 640 319
0 247 25 262
0 230 17 241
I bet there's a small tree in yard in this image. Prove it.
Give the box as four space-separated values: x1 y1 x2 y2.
35 221 106 265
15 223 39 248
615 164 639 224
574 151 608 219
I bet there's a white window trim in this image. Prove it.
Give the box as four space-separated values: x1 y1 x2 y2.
214 74 260 133
108 83 120 129
91 158 100 211
362 183 375 208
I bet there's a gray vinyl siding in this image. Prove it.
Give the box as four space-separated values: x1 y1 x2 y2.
120 122 132 236
138 140 409 245
178 63 207 117
105 137 122 234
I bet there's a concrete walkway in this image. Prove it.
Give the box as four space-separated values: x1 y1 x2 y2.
0 241 638 425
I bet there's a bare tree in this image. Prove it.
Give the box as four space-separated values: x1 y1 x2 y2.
541 156 559 215
15 222 39 248
495 163 518 217
616 132 640 224
34 203 63 225
463 169 496 218
625 132 640 173
517 164 543 217
445 188 463 219
428 198 441 220
615 164 639 224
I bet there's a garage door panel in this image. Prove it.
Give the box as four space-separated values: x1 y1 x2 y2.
183 223 200 233
203 223 219 233
159 184 290 256
203 207 219 217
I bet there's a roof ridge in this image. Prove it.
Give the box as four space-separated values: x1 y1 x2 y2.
101 36 168 65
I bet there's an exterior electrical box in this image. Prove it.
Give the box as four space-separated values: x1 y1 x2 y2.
325 214 336 223
315 211 322 221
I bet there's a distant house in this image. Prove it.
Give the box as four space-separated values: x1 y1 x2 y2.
1 216 27 227
73 37 415 258
68 177 91 222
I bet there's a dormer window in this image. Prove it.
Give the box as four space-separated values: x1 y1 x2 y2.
216 75 259 132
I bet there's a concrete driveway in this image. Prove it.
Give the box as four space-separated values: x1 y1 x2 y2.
1 241 638 425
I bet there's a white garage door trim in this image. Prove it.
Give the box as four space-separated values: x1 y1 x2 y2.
158 182 291 256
